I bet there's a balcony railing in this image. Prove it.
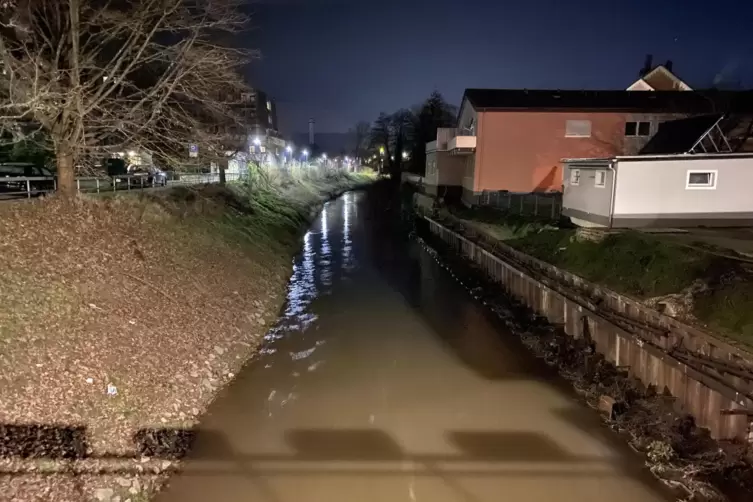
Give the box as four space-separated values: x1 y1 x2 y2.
428 128 476 152
448 133 476 153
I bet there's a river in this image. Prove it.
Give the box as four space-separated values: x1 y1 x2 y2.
156 189 671 502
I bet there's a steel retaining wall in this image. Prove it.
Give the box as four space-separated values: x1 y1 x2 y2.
455 219 753 370
426 217 753 441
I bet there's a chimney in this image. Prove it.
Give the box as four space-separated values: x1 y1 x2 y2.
639 54 653 77
308 118 315 146
665 60 673 72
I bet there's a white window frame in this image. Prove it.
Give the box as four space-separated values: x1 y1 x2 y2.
594 170 606 188
570 168 581 186
685 170 717 190
565 120 592 138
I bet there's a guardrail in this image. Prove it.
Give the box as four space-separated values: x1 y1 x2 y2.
0 172 244 200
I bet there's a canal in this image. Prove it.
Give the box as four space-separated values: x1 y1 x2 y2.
157 189 670 502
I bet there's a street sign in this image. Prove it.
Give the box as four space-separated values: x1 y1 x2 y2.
189 144 198 158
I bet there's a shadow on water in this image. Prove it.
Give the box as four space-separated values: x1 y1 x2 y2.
1 423 638 477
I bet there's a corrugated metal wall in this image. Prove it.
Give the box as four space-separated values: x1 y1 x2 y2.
426 217 753 440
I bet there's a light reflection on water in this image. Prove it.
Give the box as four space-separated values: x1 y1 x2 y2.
342 192 355 272
158 190 672 502
263 193 360 348
318 203 332 288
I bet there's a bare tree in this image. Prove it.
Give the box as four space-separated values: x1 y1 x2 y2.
0 0 255 195
369 112 391 174
351 120 370 163
389 108 413 177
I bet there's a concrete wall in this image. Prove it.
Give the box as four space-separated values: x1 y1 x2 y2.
562 163 613 226
425 151 439 187
457 101 477 133
473 111 685 194
613 156 753 227
426 151 466 188
439 153 465 186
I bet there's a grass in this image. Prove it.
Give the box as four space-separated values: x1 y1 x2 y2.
0 168 377 500
148 169 376 258
511 229 711 298
450 206 753 345
694 279 753 344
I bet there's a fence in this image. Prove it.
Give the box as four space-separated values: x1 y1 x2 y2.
478 191 562 220
0 171 245 200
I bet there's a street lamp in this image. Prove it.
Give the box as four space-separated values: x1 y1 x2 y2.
253 137 261 146
402 151 408 159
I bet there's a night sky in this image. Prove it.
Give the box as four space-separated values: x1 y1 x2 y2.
249 0 753 134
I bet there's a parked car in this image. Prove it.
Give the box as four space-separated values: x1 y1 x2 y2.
110 165 167 189
0 162 55 196
129 166 168 187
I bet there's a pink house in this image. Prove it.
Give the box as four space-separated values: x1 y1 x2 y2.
424 89 727 205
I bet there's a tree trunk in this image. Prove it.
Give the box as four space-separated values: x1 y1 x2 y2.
56 147 76 196
219 158 228 185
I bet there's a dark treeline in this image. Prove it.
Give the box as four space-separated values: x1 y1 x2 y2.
351 91 457 178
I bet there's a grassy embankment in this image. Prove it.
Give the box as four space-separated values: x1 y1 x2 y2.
448 206 753 346
0 169 375 502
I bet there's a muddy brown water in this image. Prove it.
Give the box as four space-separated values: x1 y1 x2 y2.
157 190 672 502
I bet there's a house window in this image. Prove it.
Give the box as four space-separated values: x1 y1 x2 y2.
565 120 591 138
595 170 606 187
241 93 252 103
625 121 651 137
570 169 581 186
686 170 717 189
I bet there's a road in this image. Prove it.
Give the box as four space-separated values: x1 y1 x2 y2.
156 190 671 502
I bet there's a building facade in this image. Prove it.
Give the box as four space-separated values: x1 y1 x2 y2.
563 154 753 228
424 128 466 200
439 89 742 205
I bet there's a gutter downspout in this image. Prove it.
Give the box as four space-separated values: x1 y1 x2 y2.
476 109 485 200
607 160 617 229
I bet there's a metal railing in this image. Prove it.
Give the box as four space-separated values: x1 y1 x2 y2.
478 191 563 220
0 171 245 200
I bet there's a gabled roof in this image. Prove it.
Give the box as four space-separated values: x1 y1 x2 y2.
461 89 753 114
640 115 723 154
627 65 692 91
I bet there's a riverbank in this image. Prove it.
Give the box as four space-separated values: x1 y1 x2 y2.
442 205 753 347
417 217 753 502
0 170 375 502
